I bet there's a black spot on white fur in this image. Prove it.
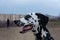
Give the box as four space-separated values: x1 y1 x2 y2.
31 22 33 23
34 20 37 22
37 27 40 32
31 13 33 15
32 18 34 19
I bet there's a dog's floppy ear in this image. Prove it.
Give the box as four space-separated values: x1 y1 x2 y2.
36 13 49 27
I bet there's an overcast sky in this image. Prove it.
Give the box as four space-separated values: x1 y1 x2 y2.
0 0 60 16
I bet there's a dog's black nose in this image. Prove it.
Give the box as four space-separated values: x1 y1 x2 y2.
14 20 21 26
14 20 25 26
14 20 20 24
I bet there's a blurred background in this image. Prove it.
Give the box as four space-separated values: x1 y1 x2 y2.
0 0 60 40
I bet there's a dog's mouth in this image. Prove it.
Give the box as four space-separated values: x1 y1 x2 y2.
20 25 33 34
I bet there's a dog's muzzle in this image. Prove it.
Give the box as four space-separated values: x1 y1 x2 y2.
14 20 25 26
14 20 34 34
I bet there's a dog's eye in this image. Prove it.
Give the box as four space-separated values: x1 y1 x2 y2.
25 15 31 20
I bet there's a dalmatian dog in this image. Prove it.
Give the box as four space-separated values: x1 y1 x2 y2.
14 13 54 40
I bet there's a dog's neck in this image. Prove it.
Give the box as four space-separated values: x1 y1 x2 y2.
34 26 54 40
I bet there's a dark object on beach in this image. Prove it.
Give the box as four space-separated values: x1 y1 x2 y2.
7 19 10 28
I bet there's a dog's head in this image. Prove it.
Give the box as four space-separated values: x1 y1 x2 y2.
14 13 49 34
